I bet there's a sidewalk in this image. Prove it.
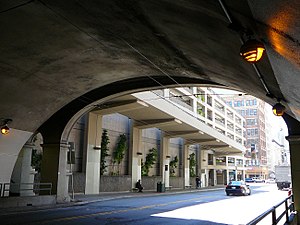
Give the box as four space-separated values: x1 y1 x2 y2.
0 185 224 215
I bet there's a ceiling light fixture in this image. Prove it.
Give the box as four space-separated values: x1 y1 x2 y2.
272 102 286 116
1 119 12 135
240 39 265 63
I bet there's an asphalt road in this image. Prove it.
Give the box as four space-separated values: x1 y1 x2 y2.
0 183 289 225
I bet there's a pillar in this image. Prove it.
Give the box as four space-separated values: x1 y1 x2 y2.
196 144 201 176
56 141 71 203
160 134 170 187
235 166 238 181
20 143 36 196
85 113 102 194
183 143 190 187
286 135 300 218
10 142 36 196
40 143 60 195
41 141 71 202
226 169 230 185
129 123 142 188
242 169 246 181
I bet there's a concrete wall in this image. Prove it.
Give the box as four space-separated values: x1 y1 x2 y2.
68 113 196 193
0 196 56 208
70 173 188 192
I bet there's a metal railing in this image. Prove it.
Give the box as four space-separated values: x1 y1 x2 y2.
247 194 296 225
1 182 52 197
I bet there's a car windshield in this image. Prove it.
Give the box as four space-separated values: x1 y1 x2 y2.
229 181 244 185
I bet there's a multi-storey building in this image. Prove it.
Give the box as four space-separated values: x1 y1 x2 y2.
154 87 246 184
224 95 268 178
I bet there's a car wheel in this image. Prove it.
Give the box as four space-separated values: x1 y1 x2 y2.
241 189 246 195
248 190 251 195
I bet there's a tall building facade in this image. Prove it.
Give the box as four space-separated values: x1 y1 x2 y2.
224 95 267 178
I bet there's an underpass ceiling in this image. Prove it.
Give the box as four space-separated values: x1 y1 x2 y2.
0 0 299 132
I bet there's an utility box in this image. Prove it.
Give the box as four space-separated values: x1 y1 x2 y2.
157 182 165 192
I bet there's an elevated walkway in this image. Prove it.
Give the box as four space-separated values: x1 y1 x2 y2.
94 91 245 155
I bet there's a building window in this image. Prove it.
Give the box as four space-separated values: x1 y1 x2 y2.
208 154 214 165
246 119 258 125
228 157 235 165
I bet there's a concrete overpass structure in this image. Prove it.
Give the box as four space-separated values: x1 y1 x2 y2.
0 0 300 221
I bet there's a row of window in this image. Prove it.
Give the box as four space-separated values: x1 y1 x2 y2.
247 128 259 136
226 99 257 107
237 109 258 116
246 118 258 125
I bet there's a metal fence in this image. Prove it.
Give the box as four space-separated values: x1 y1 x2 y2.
247 194 296 225
1 182 52 197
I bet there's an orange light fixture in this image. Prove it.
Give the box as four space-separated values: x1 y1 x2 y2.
0 119 12 135
240 39 265 63
272 102 286 116
1 125 10 135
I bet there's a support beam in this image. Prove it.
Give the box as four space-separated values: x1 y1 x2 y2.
10 142 36 196
135 118 181 129
56 141 71 203
93 100 148 115
129 122 143 188
85 113 102 195
160 133 170 188
165 130 202 138
187 138 218 144
183 142 190 187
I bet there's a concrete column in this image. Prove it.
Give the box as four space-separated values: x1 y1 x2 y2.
160 134 170 187
183 143 190 187
196 145 201 176
40 143 60 195
242 169 246 181
56 141 71 203
20 143 36 196
129 123 143 188
85 113 102 194
213 169 217 186
10 142 36 196
235 166 238 181
226 170 230 185
286 135 300 218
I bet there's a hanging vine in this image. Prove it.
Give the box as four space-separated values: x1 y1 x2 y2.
141 148 158 176
169 155 178 177
113 134 127 175
100 129 110 175
189 152 196 177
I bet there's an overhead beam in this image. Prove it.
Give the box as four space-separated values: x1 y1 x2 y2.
165 130 202 138
92 100 148 115
135 118 182 129
188 138 218 144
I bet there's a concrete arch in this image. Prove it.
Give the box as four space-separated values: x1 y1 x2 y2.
36 76 221 200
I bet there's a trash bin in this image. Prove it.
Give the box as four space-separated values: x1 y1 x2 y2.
157 182 165 192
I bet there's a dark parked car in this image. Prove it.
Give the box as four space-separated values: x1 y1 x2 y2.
225 180 251 196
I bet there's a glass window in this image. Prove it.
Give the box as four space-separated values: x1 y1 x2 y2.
208 154 214 165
